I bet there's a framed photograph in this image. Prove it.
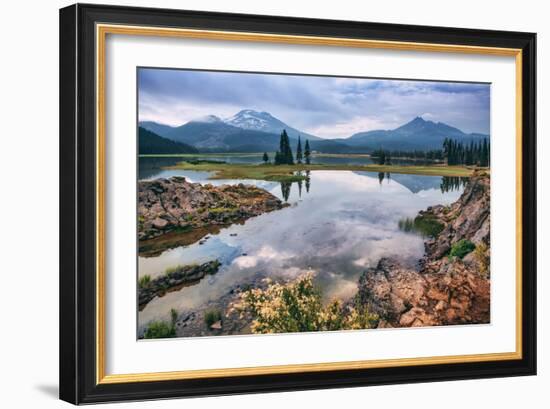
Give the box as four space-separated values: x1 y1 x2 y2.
59 3 536 404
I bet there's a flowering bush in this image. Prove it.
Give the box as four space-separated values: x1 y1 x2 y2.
233 273 377 334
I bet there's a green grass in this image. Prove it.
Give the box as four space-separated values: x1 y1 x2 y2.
138 275 151 288
143 321 176 339
165 161 475 181
143 308 179 339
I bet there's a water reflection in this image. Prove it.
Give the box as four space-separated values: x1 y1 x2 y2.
280 181 291 202
440 176 469 193
138 170 464 327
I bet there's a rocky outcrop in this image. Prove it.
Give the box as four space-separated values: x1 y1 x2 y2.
422 171 490 261
356 171 491 328
357 257 490 327
139 260 221 309
138 177 287 241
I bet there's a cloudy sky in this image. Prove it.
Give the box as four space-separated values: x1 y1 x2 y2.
138 68 490 139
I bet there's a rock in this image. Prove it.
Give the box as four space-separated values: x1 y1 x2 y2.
210 321 222 330
357 257 490 328
152 217 168 229
138 177 288 242
423 172 490 263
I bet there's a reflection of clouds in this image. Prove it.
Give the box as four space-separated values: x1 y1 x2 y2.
256 245 292 260
313 170 404 193
232 256 257 268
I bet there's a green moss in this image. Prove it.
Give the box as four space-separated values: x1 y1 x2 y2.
449 239 476 259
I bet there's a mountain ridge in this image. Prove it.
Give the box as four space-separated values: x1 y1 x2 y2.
139 113 489 153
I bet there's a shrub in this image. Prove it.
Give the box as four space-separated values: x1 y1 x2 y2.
449 239 476 259
138 275 151 288
234 274 377 334
204 309 222 327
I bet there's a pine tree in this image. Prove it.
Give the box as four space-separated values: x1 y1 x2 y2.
296 136 303 164
262 152 269 163
281 130 293 164
275 130 294 165
304 139 311 165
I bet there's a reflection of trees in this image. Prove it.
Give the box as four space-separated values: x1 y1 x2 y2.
280 171 312 202
296 171 303 198
378 172 392 185
440 176 469 193
280 181 291 202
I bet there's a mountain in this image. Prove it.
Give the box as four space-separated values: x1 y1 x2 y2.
224 109 322 141
151 118 287 152
140 117 326 153
345 117 488 151
139 115 488 154
138 127 198 154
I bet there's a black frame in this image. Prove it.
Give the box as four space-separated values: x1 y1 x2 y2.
60 3 537 404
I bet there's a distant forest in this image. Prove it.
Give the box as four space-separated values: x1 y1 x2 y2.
371 137 490 167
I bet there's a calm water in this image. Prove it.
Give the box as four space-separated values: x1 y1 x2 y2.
138 161 464 329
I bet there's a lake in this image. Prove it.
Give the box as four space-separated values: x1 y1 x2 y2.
138 158 465 333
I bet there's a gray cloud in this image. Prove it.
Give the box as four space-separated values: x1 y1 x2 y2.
138 68 490 138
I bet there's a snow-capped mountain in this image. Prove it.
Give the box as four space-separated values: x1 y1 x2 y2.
224 109 321 141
